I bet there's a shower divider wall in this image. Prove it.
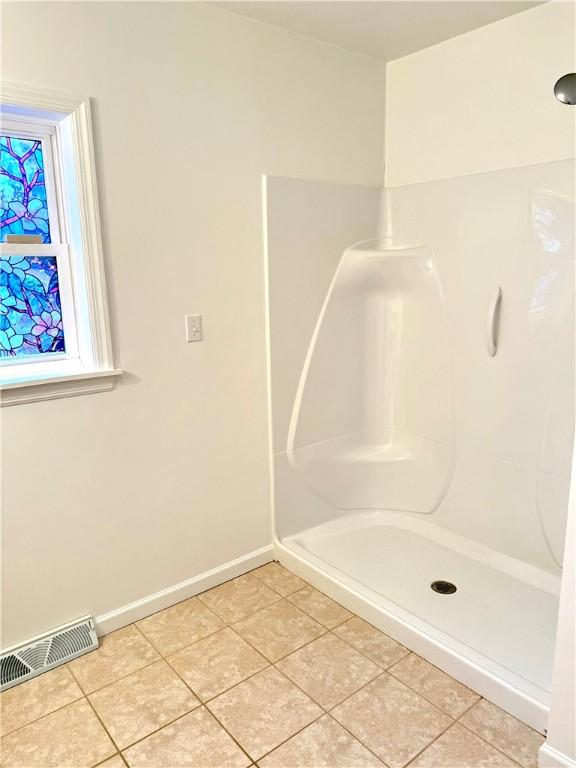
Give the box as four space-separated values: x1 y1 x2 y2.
264 163 575 733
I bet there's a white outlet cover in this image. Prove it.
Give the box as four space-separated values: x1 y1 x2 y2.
185 314 203 342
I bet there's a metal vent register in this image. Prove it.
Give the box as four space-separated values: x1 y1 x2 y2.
0 616 98 691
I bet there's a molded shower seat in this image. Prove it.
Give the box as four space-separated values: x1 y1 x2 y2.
289 429 452 512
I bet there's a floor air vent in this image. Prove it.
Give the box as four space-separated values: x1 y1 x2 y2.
0 616 98 691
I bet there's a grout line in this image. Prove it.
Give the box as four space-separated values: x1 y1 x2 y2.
92 752 128 767
92 754 119 767
200 705 261 765
329 623 411 671
165 626 273 707
386 653 482 720
285 592 355 630
132 611 227 660
69 655 162 695
116 707 206 755
134 622 256 764
67 665 124 756
249 560 309 598
0 694 94 741
402 718 461 768
267 665 391 767
198 590 284 627
229 606 330 664
455 715 528 768
252 711 327 763
0 689 86 738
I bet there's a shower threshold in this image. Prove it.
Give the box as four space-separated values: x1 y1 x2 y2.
277 510 560 732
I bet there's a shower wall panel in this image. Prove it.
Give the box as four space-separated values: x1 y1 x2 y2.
264 175 381 533
386 159 574 572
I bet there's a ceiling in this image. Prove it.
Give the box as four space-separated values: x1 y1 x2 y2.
216 1 542 62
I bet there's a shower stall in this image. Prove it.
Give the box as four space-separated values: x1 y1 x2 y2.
264 160 574 733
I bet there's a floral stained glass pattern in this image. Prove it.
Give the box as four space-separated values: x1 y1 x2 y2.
0 255 65 357
0 136 51 243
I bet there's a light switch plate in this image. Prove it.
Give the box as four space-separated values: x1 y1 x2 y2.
185 314 203 342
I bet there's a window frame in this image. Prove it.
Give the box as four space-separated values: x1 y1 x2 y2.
0 83 121 405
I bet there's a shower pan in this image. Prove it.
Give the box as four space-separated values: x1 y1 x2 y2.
265 162 574 732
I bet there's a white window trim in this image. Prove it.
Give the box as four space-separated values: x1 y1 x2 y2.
0 82 121 406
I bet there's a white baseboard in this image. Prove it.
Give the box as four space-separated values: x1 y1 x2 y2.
95 545 275 636
540 744 576 768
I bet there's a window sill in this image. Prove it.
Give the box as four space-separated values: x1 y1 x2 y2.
0 368 123 406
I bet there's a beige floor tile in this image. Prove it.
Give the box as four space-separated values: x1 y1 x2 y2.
388 653 480 717
123 709 249 768
252 563 306 597
0 666 83 736
460 699 545 768
259 715 384 767
168 627 268 700
199 574 281 623
89 659 199 749
0 698 115 768
333 616 409 668
137 597 225 655
332 673 452 768
68 625 159 694
276 633 381 708
410 723 518 767
287 586 353 629
98 757 125 767
233 600 325 662
207 666 322 760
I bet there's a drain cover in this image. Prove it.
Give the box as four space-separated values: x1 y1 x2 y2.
431 580 457 594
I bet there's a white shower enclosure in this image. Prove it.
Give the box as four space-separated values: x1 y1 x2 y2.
264 162 574 732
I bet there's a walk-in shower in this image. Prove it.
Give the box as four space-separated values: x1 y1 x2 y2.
264 159 574 732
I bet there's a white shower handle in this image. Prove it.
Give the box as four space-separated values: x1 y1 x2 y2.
487 286 502 357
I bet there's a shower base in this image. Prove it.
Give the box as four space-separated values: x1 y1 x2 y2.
277 510 560 732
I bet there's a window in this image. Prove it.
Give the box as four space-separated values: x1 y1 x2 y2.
0 84 120 405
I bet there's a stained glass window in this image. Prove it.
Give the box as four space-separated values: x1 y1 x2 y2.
0 135 51 243
0 255 65 357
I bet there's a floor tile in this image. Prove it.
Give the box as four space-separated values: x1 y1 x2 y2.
98 757 125 768
410 722 517 767
258 715 384 767
207 666 322 760
123 708 249 768
68 625 159 694
89 659 199 749
198 574 280 623
388 653 480 717
333 616 409 668
137 596 225 655
0 698 115 768
233 600 325 662
287 586 353 629
252 563 306 597
460 699 545 768
168 626 268 701
0 666 83 736
332 673 452 768
276 633 381 708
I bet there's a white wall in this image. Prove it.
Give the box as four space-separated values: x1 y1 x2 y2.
385 1 575 187
0 1 386 648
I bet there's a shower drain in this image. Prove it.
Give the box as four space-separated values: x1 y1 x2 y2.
431 580 457 594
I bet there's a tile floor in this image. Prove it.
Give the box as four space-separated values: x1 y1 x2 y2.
0 562 545 768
